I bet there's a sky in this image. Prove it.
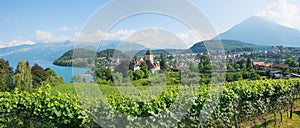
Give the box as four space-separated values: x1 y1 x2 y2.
0 0 299 48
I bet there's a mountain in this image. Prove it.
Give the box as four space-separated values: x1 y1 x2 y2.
0 40 145 63
54 48 97 61
97 49 130 58
0 41 76 62
53 48 97 67
190 39 270 53
217 16 300 47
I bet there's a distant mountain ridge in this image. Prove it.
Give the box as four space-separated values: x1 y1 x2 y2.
52 39 269 63
0 41 75 62
189 39 270 53
0 40 145 63
217 16 300 47
4 15 300 64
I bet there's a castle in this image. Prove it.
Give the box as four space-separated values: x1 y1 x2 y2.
130 49 160 73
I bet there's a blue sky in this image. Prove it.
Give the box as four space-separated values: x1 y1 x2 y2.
1 0 299 48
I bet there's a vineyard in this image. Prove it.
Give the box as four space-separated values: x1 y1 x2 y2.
1 79 300 127
0 85 90 128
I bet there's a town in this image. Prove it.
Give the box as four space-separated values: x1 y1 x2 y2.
93 46 300 83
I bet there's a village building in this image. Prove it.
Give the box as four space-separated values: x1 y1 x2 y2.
271 64 289 69
252 61 266 70
130 49 160 73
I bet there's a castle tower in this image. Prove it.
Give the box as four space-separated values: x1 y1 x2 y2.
145 49 154 65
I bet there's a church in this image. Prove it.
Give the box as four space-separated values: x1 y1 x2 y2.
130 49 160 73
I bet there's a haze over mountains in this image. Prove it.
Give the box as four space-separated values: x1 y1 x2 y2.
217 16 300 47
0 40 145 62
1 16 300 63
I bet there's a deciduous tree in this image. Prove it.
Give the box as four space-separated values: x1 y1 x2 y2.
13 59 33 91
160 55 168 71
31 64 47 88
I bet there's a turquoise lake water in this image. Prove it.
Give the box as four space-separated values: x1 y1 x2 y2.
9 60 92 83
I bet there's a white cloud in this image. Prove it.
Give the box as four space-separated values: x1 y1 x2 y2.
32 28 213 48
76 29 212 48
176 30 215 46
9 40 36 46
255 0 300 30
109 29 136 40
58 26 70 31
122 28 189 49
76 29 136 43
0 41 5 48
115 30 136 38
58 26 78 32
36 30 75 42
36 30 53 40
0 40 36 48
76 30 106 43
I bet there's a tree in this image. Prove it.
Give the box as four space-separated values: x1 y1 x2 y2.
45 68 57 77
140 61 150 78
199 55 209 64
199 63 211 71
220 63 226 70
72 74 83 83
45 68 64 85
95 66 113 81
285 58 297 67
198 55 211 71
234 64 240 70
128 70 134 80
143 70 151 78
226 73 234 82
250 72 260 80
237 59 246 67
160 55 168 71
13 59 33 91
246 58 253 70
227 65 233 71
189 62 198 72
0 59 13 91
279 67 290 76
241 63 247 71
233 72 243 81
134 70 144 80
31 64 47 88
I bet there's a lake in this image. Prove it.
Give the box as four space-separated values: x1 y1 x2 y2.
9 60 92 83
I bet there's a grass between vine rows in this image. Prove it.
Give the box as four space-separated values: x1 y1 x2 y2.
240 97 300 128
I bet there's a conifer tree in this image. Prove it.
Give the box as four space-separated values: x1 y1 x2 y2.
0 59 13 91
160 55 167 71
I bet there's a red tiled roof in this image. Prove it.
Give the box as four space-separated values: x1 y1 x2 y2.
252 62 265 66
